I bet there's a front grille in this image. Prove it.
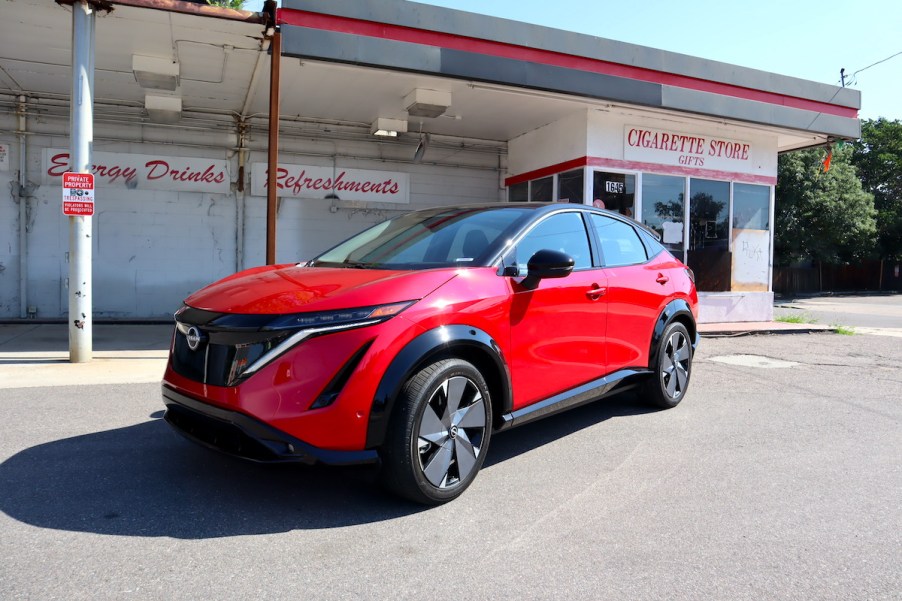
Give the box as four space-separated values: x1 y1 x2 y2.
165 403 282 461
171 317 290 387
172 329 206 382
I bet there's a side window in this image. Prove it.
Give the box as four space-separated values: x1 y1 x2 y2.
505 212 592 275
590 214 648 267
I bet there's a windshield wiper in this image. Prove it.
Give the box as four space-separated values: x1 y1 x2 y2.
342 260 379 269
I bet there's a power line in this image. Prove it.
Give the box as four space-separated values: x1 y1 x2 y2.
839 50 902 86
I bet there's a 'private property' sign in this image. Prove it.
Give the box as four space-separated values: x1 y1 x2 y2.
62 172 95 216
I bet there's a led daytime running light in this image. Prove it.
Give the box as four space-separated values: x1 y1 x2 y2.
265 301 414 331
241 301 415 379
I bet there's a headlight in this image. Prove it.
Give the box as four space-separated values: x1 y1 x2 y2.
239 301 415 379
263 301 414 330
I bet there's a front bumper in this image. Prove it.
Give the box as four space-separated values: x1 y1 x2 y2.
162 385 379 466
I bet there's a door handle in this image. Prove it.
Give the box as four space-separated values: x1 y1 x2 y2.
586 285 607 300
655 274 670 285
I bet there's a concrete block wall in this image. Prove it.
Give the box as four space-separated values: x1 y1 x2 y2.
0 115 505 320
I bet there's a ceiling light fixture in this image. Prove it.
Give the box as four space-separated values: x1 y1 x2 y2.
371 117 408 137
145 94 182 123
132 55 180 91
404 89 451 119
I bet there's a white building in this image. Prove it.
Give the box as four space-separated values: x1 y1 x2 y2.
0 0 860 322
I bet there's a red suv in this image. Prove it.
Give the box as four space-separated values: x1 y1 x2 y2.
162 203 698 504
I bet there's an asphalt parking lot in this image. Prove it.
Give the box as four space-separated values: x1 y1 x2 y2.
1 328 900 600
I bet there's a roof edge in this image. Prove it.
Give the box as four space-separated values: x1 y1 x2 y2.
283 0 859 111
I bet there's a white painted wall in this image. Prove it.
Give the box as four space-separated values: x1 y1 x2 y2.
0 113 504 320
507 109 589 176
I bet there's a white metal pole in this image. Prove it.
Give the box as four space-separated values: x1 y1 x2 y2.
69 0 94 362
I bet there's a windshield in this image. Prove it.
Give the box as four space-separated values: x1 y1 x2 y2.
311 207 533 269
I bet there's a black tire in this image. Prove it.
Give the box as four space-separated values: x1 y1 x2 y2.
380 358 492 505
644 321 693 409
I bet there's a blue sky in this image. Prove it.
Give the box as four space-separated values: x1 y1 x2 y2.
248 0 901 121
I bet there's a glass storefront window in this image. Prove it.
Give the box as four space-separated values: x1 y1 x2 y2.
731 183 771 293
530 176 553 202
557 169 584 204
509 182 528 202
688 178 730 291
689 179 729 251
509 167 773 294
733 183 770 230
593 171 635 217
640 174 685 256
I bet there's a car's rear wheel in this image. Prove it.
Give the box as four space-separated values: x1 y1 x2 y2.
381 358 492 505
644 321 693 409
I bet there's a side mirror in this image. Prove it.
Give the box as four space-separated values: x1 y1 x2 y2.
521 249 574 289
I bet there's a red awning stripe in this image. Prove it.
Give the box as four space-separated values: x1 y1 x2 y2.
504 156 777 187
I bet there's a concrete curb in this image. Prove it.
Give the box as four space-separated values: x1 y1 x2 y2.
698 322 835 337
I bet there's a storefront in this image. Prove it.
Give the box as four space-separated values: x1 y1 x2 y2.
504 114 778 320
0 0 859 321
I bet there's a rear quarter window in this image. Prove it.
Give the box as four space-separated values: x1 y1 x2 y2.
590 214 649 267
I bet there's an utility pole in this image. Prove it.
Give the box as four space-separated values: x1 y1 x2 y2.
69 0 95 362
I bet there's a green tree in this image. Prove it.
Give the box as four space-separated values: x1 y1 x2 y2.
775 145 876 265
851 118 902 260
206 0 245 9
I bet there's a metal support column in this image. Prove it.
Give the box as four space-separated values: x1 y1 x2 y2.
69 0 95 362
265 28 281 265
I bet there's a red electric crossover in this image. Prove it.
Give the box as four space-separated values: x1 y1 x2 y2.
162 203 699 504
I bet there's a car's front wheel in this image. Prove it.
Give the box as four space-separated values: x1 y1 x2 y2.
381 358 492 505
644 321 693 408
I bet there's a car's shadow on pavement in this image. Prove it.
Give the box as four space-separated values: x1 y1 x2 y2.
0 393 654 538
485 391 654 467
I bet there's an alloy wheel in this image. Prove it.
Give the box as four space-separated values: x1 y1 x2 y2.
661 330 691 399
416 375 487 489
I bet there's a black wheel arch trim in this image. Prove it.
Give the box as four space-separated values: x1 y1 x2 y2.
366 325 512 449
649 299 699 369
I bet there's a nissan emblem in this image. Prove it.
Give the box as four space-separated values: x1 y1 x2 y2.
186 326 204 351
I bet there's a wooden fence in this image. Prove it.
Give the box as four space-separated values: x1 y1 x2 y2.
773 260 902 295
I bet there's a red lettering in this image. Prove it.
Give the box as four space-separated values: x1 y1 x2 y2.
145 160 170 180
678 155 705 167
49 153 69 177
265 167 404 199
627 129 639 147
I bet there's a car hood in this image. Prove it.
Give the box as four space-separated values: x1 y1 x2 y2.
184 264 459 314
